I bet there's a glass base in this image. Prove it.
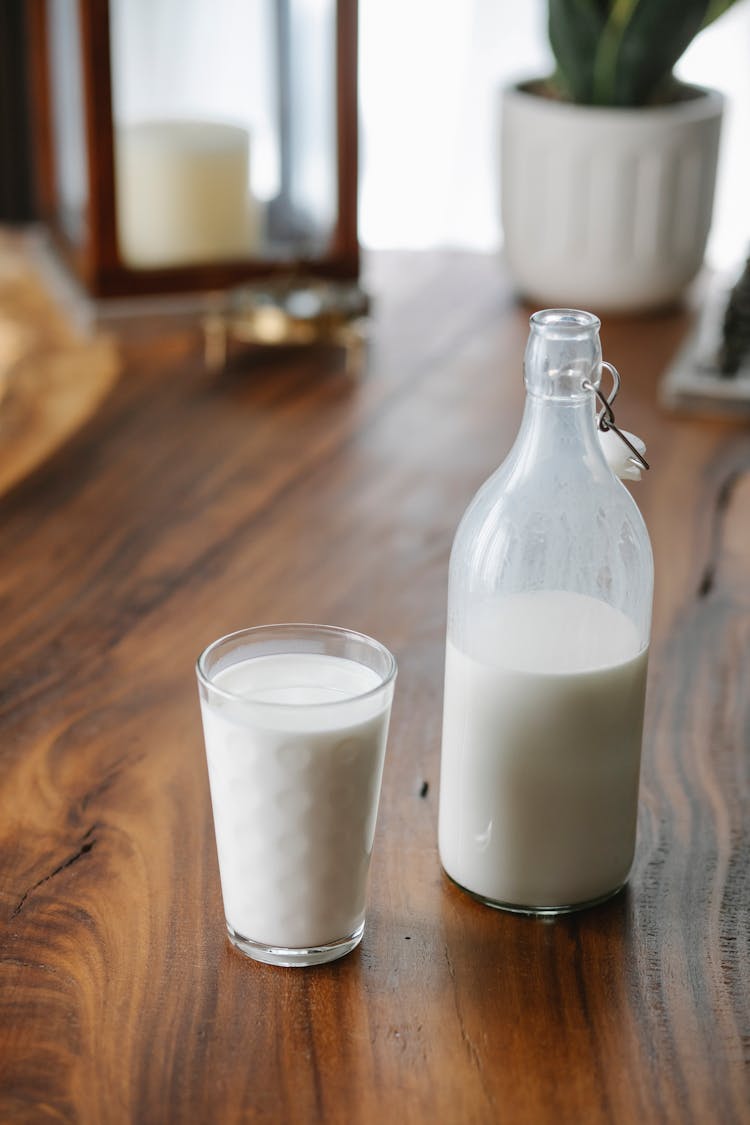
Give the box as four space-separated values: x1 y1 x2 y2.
447 873 627 916
226 920 365 967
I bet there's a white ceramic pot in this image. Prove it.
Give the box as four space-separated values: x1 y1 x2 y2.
500 81 724 312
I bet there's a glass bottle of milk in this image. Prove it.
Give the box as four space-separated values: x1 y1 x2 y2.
438 308 653 914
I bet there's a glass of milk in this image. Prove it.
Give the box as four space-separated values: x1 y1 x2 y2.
196 624 397 967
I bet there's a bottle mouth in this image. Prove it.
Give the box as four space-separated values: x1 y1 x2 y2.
525 309 602 399
529 309 601 340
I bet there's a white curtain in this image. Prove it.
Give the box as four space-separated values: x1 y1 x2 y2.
359 0 750 269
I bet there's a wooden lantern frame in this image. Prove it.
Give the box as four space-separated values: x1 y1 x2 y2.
27 0 360 299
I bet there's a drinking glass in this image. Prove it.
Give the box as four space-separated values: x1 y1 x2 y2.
197 624 396 966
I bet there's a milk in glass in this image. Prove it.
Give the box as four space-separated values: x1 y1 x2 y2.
197 626 396 966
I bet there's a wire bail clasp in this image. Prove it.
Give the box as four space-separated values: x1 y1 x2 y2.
584 361 650 473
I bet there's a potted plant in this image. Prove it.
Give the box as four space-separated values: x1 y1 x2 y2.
500 1 741 312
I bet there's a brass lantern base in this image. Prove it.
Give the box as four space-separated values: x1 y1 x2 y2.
29 231 370 377
203 278 371 377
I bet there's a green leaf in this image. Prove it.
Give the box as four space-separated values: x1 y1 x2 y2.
548 0 609 102
591 0 639 105
702 0 740 27
547 0 741 107
594 0 712 105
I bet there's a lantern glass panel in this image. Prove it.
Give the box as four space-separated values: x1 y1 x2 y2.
47 0 88 246
109 0 338 270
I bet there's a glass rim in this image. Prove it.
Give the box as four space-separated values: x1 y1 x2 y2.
529 308 601 336
196 622 398 709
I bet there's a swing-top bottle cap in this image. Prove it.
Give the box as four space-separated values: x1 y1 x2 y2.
527 312 649 479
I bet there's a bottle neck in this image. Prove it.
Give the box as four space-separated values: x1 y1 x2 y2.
510 308 609 482
524 309 602 400
509 386 612 483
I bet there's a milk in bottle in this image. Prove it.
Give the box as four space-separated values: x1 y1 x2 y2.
438 310 653 913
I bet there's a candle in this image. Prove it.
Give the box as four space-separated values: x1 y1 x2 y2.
115 120 260 268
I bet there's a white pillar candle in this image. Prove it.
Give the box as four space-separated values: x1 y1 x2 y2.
115 120 260 268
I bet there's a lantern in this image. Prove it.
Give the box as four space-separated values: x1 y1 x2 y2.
27 0 361 306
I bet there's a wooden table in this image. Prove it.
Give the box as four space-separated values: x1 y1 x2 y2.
1 250 748 1124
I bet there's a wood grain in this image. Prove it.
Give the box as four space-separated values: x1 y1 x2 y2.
0 245 748 1124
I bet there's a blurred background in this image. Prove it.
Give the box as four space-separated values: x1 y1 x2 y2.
2 0 748 268
358 0 750 268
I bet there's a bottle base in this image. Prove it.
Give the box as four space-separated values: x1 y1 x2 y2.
445 872 627 916
226 920 365 967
